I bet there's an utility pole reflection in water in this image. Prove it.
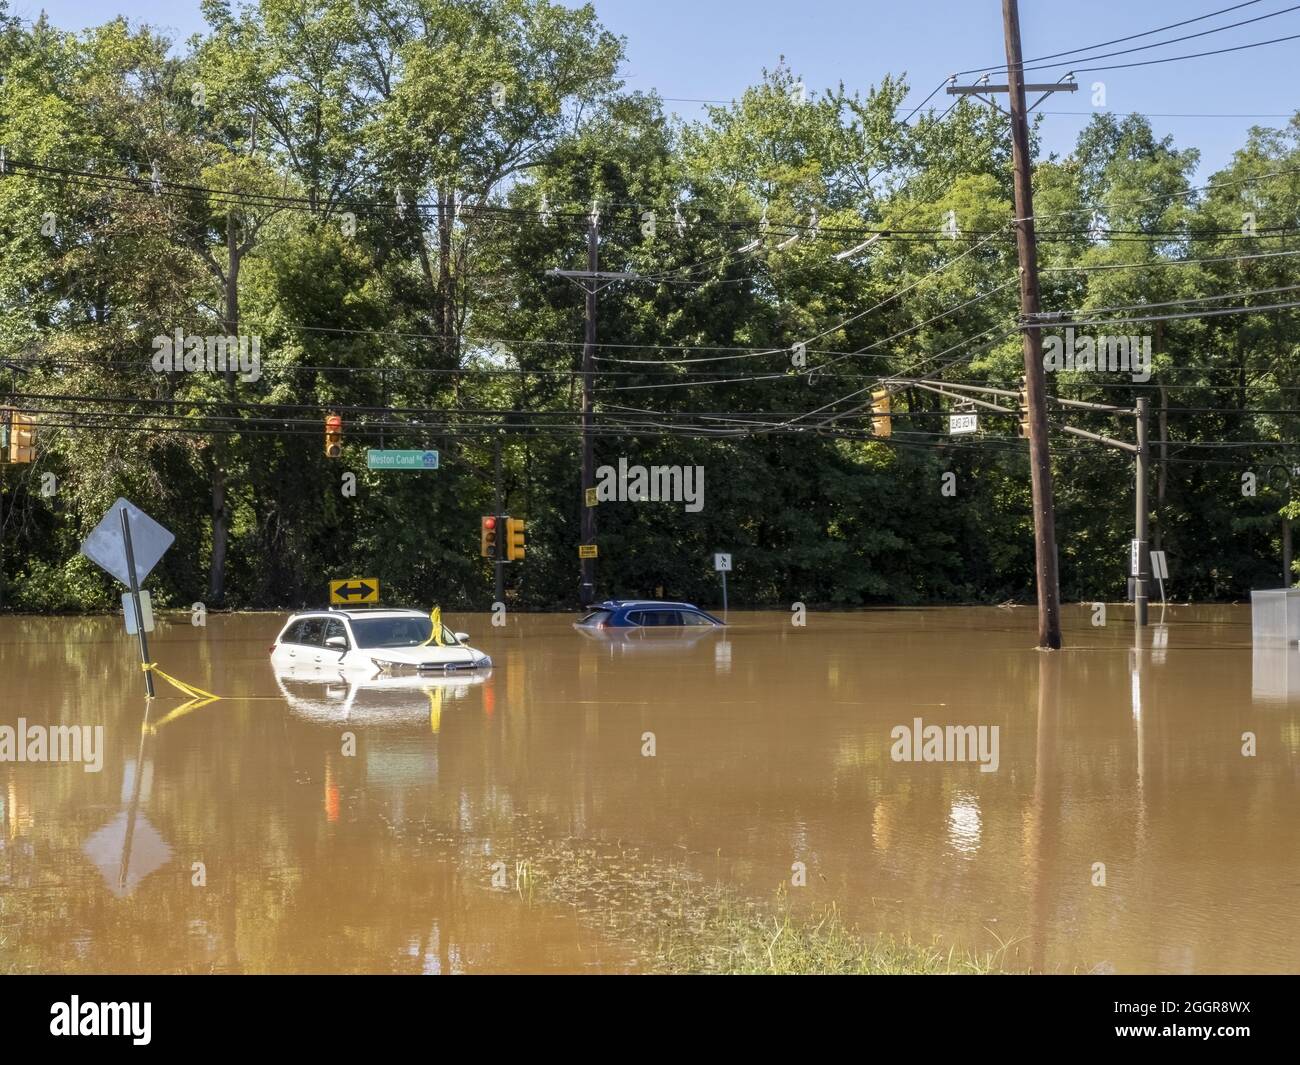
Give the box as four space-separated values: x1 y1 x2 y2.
1026 651 1060 973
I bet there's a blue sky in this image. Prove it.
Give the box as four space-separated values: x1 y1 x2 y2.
13 0 1300 176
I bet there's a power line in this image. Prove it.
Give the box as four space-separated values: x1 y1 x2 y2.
953 1 1271 75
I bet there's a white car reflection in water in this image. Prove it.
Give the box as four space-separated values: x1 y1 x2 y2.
272 666 491 730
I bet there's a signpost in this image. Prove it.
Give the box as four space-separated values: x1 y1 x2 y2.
585 487 598 507
949 413 978 435
329 578 380 605
366 449 439 470
79 498 175 697
714 552 732 615
578 544 598 559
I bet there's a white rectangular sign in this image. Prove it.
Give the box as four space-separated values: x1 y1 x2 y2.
1130 539 1141 577
714 553 732 572
1150 550 1168 580
122 590 154 634
949 413 978 435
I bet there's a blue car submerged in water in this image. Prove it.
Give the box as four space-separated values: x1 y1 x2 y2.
576 600 724 628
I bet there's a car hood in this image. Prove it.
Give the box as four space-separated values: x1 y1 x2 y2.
360 643 490 669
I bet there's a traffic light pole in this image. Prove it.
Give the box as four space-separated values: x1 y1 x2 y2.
1135 397 1150 627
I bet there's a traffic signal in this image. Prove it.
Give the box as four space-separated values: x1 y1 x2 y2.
480 514 498 559
324 413 342 458
871 389 892 438
1017 379 1030 438
506 516 526 562
3 409 35 464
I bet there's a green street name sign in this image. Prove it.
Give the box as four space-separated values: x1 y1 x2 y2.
366 449 440 470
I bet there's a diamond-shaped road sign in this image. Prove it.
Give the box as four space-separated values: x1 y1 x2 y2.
79 498 174 587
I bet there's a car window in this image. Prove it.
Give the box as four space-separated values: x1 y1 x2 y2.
646 610 682 626
349 616 434 648
280 620 306 644
323 619 348 647
625 611 644 626
579 610 612 625
681 611 714 626
297 618 327 646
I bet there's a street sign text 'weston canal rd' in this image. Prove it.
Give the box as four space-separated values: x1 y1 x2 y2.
366 450 439 470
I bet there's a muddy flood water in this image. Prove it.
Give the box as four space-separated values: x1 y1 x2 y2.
1 605 1297 974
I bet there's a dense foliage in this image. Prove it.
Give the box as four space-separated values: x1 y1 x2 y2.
1 0 1298 613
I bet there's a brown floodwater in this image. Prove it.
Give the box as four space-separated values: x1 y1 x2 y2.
1 605 1297 974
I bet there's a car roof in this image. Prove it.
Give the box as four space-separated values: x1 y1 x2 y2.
598 600 704 611
288 608 431 621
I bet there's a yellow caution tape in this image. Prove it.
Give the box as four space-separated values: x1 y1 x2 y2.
419 606 445 647
139 661 222 731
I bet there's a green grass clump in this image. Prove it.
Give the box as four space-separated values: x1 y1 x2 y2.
650 899 1004 975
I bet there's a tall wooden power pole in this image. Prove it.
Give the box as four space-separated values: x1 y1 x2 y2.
581 221 597 606
1003 0 1062 649
949 0 1068 649
547 215 637 607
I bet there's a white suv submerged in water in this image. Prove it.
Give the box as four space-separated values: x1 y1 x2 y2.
270 608 491 675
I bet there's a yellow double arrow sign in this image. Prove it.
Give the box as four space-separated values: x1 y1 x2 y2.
330 578 380 604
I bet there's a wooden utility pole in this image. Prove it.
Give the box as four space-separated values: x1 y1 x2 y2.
1002 0 1062 648
951 2 1066 648
547 216 637 607
580 221 597 607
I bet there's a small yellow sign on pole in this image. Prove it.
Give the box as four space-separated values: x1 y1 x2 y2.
330 577 380 604
578 544 598 559
585 487 598 507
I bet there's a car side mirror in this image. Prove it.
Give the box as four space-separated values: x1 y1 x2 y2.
325 635 347 650
454 631 470 644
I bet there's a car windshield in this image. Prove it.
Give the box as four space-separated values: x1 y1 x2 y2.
579 610 612 625
348 617 457 649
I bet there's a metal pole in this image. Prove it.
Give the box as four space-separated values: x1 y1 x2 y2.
494 433 504 604
1003 0 1063 650
120 505 155 697
1135 397 1150 628
1284 479 1293 587
721 569 728 617
579 220 598 607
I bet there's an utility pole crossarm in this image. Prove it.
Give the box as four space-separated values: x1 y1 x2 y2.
546 268 639 295
546 269 639 279
947 83 1078 94
947 77 1077 114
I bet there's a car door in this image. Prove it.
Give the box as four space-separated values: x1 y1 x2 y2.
276 619 306 663
288 617 326 666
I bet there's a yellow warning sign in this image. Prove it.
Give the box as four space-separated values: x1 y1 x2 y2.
585 487 598 507
330 577 380 604
578 544 598 559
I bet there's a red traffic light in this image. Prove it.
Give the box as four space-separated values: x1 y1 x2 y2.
483 516 497 529
325 415 342 432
